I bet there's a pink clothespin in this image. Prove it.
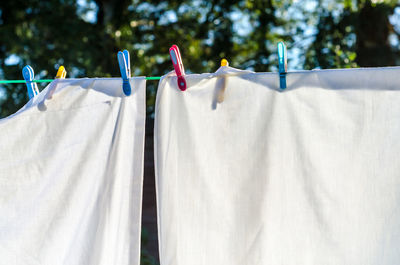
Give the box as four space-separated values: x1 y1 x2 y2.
169 45 187 91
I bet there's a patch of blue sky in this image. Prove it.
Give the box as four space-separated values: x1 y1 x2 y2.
76 0 97 23
0 89 6 101
230 12 252 37
158 10 178 25
389 7 400 45
5 54 21 66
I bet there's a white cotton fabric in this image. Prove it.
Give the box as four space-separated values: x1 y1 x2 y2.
0 78 146 265
154 67 400 265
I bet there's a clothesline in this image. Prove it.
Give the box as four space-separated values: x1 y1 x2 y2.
0 76 162 84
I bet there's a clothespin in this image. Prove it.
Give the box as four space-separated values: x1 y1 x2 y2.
217 59 229 103
45 65 67 100
221 59 229 67
117 49 131 96
169 45 187 91
277 41 287 90
55 65 67 79
22 65 39 99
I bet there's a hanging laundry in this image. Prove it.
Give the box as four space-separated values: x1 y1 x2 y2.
0 77 146 265
154 66 400 265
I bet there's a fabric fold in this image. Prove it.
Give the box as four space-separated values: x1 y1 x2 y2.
155 67 400 265
0 78 146 265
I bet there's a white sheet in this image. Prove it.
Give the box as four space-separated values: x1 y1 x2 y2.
155 67 400 265
0 78 146 265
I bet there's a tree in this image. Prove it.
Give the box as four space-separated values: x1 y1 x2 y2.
1 0 294 118
1 1 400 117
303 0 400 69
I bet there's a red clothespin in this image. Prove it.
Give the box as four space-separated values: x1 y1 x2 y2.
169 45 187 91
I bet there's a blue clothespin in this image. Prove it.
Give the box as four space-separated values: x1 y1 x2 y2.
22 65 39 99
277 41 287 90
117 49 131 96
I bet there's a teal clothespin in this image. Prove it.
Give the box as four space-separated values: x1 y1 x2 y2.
22 65 39 99
117 49 131 96
277 41 287 90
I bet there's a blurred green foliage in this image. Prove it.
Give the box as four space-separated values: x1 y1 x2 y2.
0 0 399 118
141 228 158 265
304 0 399 69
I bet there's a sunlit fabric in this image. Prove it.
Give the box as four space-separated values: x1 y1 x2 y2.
155 67 400 265
0 78 146 265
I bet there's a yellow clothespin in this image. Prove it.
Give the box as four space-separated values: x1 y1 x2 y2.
45 66 67 100
55 65 67 79
217 59 229 103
